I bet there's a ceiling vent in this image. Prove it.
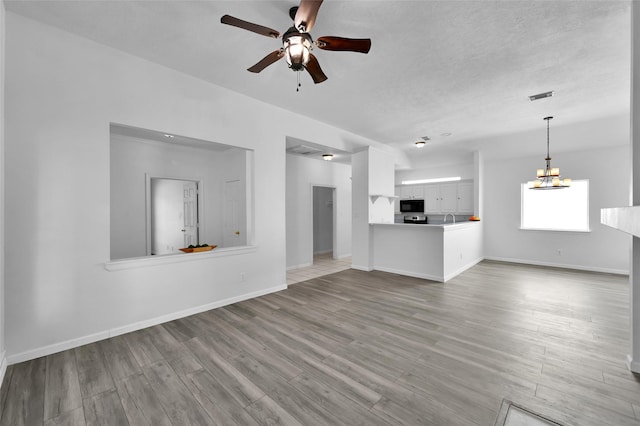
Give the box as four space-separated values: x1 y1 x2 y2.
287 144 323 155
529 91 554 101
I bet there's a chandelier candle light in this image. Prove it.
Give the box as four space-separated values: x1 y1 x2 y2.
530 116 571 189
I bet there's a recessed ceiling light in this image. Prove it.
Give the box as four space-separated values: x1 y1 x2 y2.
440 132 452 137
529 91 554 101
164 134 174 138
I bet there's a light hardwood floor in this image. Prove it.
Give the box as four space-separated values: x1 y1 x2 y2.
1 261 639 426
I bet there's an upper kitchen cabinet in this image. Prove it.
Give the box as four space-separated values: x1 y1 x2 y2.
456 182 473 213
399 184 424 199
424 181 473 214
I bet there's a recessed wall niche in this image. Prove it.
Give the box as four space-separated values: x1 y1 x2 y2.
109 124 252 260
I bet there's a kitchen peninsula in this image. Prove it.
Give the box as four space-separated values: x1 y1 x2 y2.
370 221 482 282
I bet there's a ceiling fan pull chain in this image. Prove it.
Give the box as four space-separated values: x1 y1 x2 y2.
296 71 301 92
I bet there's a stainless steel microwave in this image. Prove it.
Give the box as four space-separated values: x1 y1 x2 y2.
400 199 424 213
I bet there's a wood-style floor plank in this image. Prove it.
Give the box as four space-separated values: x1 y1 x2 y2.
74 343 115 399
44 349 82 420
82 389 128 426
1 261 640 425
115 373 172 426
0 357 46 426
141 359 213 425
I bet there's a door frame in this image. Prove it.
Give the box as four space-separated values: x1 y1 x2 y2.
310 184 338 261
145 173 204 256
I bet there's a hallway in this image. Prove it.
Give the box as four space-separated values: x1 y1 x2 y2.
286 253 352 285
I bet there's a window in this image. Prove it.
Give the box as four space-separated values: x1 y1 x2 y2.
521 180 589 232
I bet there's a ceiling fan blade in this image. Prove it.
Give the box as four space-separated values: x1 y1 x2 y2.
247 50 285 73
305 54 328 84
294 0 323 32
221 15 280 39
316 36 371 54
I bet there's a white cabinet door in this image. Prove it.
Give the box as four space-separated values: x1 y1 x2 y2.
400 185 424 199
424 186 441 213
457 182 473 213
440 184 458 212
400 185 413 199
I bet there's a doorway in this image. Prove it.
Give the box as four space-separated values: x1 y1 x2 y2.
148 177 199 255
312 186 336 261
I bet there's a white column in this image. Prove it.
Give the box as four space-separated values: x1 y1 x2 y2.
351 150 373 271
351 147 396 271
630 1 640 373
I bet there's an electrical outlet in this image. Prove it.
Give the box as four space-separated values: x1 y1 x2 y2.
240 273 246 282
557 249 562 256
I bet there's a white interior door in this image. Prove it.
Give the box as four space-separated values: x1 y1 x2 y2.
224 179 242 247
183 181 198 247
151 178 194 254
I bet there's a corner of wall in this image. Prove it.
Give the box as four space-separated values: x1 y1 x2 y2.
0 0 7 387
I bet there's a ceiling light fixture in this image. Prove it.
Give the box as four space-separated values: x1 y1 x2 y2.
322 153 334 161
164 134 174 138
529 91 554 101
414 141 426 148
529 116 571 189
283 28 312 71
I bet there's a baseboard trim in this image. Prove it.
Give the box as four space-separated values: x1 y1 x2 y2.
628 354 640 373
7 284 287 365
351 264 374 272
484 256 629 276
372 266 442 282
287 262 312 271
313 249 333 255
443 257 484 282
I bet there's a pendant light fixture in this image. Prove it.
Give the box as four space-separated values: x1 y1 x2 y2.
529 116 571 190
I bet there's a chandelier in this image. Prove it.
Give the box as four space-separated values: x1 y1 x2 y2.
530 116 571 189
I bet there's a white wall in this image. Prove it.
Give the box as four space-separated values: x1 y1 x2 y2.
286 154 351 268
4 13 384 361
0 0 6 379
395 160 474 184
484 143 631 274
313 186 333 255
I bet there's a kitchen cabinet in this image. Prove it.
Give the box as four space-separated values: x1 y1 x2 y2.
399 185 424 199
424 181 474 214
456 182 473 213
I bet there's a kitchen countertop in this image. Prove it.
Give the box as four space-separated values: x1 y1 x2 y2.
371 221 480 229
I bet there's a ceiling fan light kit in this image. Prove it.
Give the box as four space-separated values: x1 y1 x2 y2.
283 30 312 71
221 0 371 86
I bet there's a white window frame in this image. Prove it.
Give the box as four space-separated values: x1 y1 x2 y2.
520 179 590 233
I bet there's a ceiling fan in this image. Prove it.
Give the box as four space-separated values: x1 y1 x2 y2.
220 0 371 84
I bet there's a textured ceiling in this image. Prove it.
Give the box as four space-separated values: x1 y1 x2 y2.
4 0 632 166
